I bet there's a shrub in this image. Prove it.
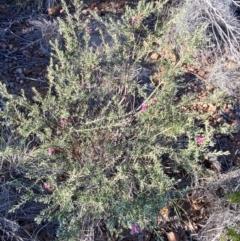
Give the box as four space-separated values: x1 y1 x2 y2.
0 0 232 240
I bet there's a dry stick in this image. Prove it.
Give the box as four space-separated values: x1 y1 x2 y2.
23 77 47 83
136 57 185 111
136 81 161 111
0 72 9 85
8 38 42 55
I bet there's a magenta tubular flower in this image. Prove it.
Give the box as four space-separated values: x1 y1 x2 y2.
131 17 136 24
151 98 157 104
141 103 148 111
86 27 91 34
43 183 51 191
60 119 67 125
197 136 204 144
131 224 138 234
48 148 54 155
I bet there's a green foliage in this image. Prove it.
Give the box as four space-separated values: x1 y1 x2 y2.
226 191 240 204
0 0 233 240
221 191 240 240
221 227 240 241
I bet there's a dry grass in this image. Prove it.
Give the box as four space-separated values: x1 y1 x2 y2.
166 0 240 96
196 168 240 241
28 16 63 56
177 0 240 61
205 57 240 97
0 169 58 241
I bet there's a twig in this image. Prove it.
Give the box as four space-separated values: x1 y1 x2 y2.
8 38 42 55
136 81 161 111
8 29 34 43
23 77 47 83
0 72 9 85
0 52 17 60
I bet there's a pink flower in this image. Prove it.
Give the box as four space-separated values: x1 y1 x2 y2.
141 103 148 111
86 27 91 34
131 224 139 234
151 98 157 104
48 148 54 155
197 136 204 144
131 17 136 24
154 1 159 4
60 119 67 125
60 9 64 14
43 183 51 191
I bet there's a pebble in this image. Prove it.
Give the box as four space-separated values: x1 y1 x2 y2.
16 68 23 74
20 79 24 84
216 117 224 123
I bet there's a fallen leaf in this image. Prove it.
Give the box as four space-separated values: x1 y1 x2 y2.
47 3 62 15
197 69 206 77
150 52 160 61
208 104 217 113
159 206 169 220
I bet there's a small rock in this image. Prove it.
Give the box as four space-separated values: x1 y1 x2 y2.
23 68 29 75
216 117 224 124
16 68 23 74
20 79 24 84
202 104 208 109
